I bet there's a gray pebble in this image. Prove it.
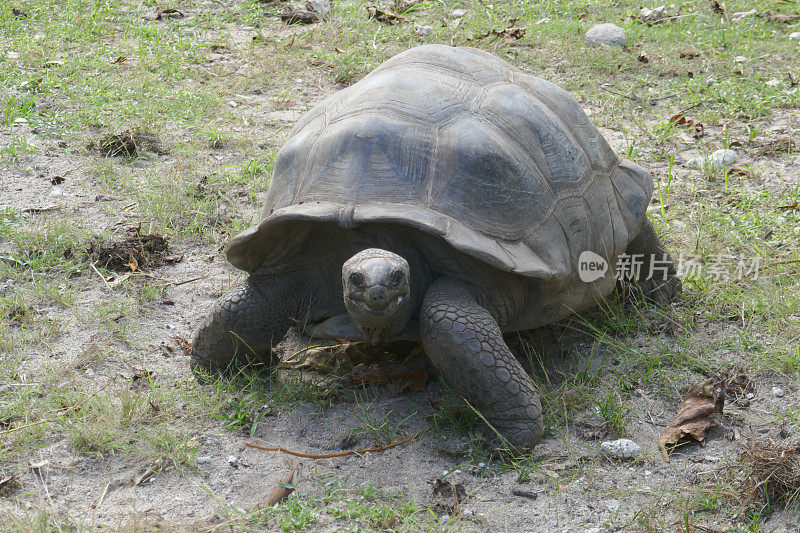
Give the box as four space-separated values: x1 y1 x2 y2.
196 456 212 464
49 187 64 198
227 455 239 467
450 9 467 18
0 279 16 297
585 23 626 47
691 149 738 171
731 10 758 21
305 0 330 15
772 387 785 398
639 5 666 23
600 438 641 459
606 499 621 513
789 32 800 40
414 25 432 36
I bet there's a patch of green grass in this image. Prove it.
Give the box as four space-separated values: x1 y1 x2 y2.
348 392 416 446
589 391 632 438
246 477 429 532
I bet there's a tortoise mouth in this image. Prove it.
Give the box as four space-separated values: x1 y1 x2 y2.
345 294 405 317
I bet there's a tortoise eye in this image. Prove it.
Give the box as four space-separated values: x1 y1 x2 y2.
390 270 404 288
349 272 364 288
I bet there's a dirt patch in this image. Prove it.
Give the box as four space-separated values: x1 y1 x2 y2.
94 130 167 158
86 226 171 272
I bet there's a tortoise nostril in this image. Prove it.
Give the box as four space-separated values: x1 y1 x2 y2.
368 286 387 305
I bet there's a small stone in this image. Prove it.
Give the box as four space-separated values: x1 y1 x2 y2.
600 438 641 459
585 23 626 47
710 149 738 167
227 100 238 108
606 499 621 513
639 5 666 23
535 17 550 24
766 78 781 87
773 387 785 398
734 55 748 63
227 455 239 467
691 149 738 171
731 9 758 21
305 0 330 15
704 455 721 463
449 9 467 18
196 456 212 464
49 188 64 198
0 279 16 297
789 32 800 40
413 24 432 36
747 392 755 400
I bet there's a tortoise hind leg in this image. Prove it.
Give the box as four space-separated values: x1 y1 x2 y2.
191 272 313 374
420 278 543 451
624 218 682 306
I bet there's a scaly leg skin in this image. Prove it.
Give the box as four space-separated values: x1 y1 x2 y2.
191 272 309 374
420 278 543 451
625 218 682 306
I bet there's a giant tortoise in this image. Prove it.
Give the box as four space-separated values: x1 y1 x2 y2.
191 44 680 450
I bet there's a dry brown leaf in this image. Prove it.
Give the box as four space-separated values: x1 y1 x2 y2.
174 336 192 356
777 201 799 211
366 3 406 24
280 10 321 24
727 167 752 177
432 479 466 511
0 473 19 492
679 49 700 59
144 7 184 21
474 26 527 40
670 113 693 124
658 378 725 462
394 0 419 12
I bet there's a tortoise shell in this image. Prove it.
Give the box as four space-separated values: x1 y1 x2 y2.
228 45 652 285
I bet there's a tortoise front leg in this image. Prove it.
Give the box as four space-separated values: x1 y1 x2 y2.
191 272 312 373
420 278 543 451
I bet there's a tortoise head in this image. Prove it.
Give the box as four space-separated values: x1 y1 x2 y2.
342 248 412 344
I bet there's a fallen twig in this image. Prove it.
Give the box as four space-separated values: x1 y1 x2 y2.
168 274 208 287
265 466 298 506
90 262 114 291
244 433 419 459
